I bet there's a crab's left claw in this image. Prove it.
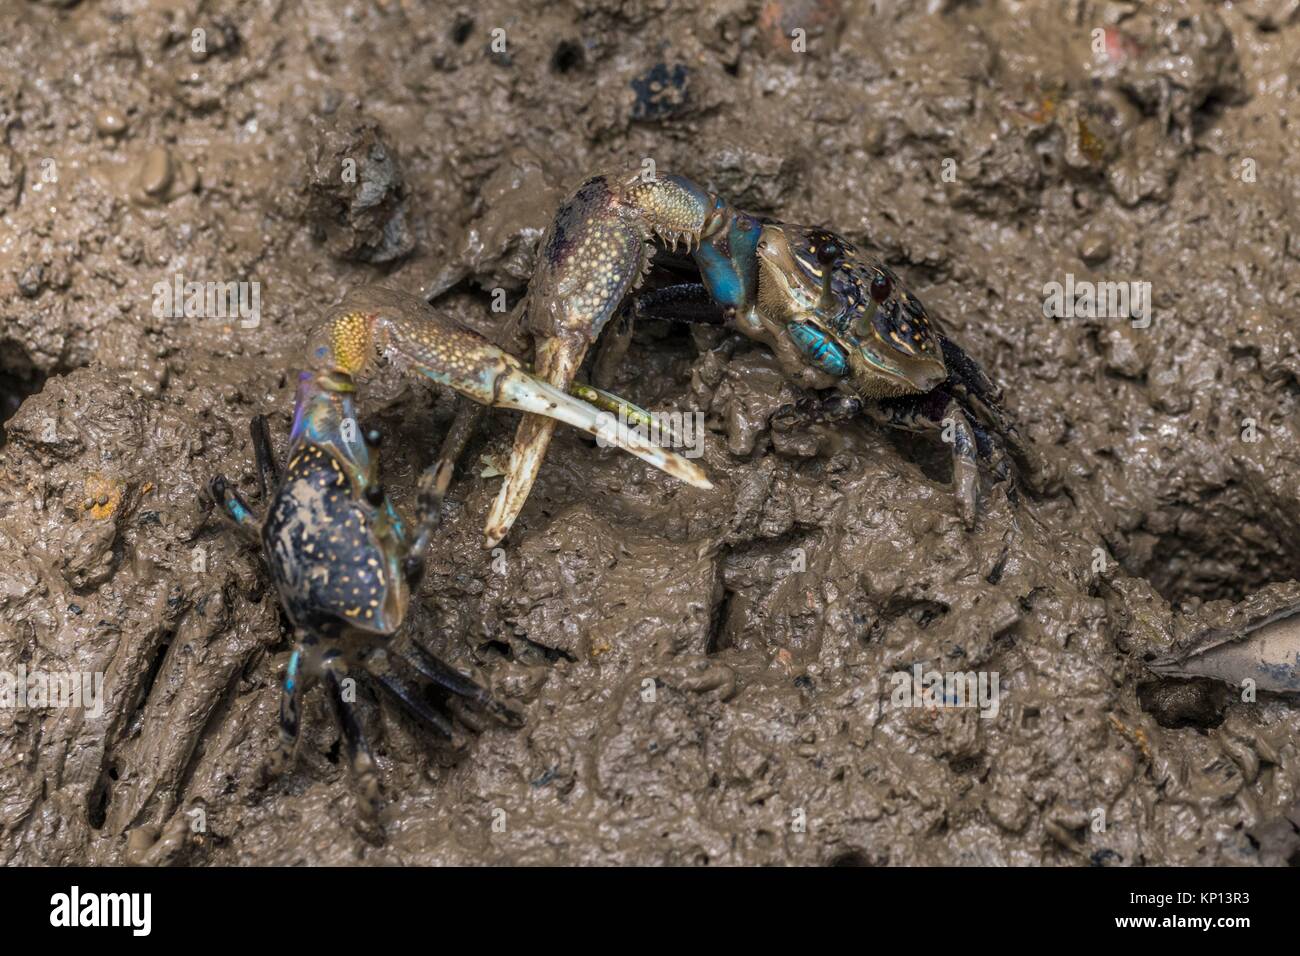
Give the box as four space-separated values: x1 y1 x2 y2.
315 287 711 547
486 171 718 545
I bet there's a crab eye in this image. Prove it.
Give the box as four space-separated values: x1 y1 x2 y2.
870 273 892 303
806 229 843 267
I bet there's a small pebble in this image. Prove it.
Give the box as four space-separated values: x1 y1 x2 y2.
1078 233 1111 265
95 108 128 137
17 264 44 297
137 147 174 198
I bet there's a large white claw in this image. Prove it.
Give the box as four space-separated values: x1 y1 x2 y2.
484 368 711 547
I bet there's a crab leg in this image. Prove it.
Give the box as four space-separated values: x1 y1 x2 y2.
250 414 282 500
487 171 741 545
312 287 710 545
324 664 381 812
265 642 310 780
862 391 982 529
208 474 261 542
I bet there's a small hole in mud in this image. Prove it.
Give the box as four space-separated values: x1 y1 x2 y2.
0 340 49 448
450 16 473 45
551 40 584 74
828 850 871 866
137 640 172 707
1138 678 1227 730
707 588 735 654
88 777 111 829
325 737 341 764
948 756 981 775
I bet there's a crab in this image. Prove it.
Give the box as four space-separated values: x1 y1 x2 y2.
482 167 1038 545
208 287 710 806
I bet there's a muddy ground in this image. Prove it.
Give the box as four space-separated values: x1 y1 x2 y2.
1 0 1299 866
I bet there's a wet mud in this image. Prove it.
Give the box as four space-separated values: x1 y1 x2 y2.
1 0 1299 865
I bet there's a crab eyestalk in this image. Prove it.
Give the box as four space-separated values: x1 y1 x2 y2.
807 229 844 314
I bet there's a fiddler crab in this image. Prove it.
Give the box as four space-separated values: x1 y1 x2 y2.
209 286 710 808
485 167 1036 543
209 169 1036 805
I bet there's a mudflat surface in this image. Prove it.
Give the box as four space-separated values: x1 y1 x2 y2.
1 0 1299 865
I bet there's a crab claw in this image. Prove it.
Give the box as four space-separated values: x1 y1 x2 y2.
315 287 710 548
485 333 712 548
485 172 721 547
494 356 710 492
483 336 582 547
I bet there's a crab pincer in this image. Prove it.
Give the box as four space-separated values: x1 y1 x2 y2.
318 287 711 526
486 170 725 546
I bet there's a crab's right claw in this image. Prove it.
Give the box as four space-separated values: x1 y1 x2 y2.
483 363 712 546
483 336 584 548
485 172 719 547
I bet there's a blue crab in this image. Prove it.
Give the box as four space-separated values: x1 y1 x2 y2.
209 287 710 805
484 168 1037 544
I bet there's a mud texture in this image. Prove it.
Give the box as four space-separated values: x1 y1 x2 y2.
2 0 1299 866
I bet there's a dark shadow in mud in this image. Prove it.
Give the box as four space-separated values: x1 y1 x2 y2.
0 339 48 447
1122 487 1300 606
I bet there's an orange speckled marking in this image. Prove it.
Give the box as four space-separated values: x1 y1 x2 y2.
1108 713 1152 761
85 473 124 520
